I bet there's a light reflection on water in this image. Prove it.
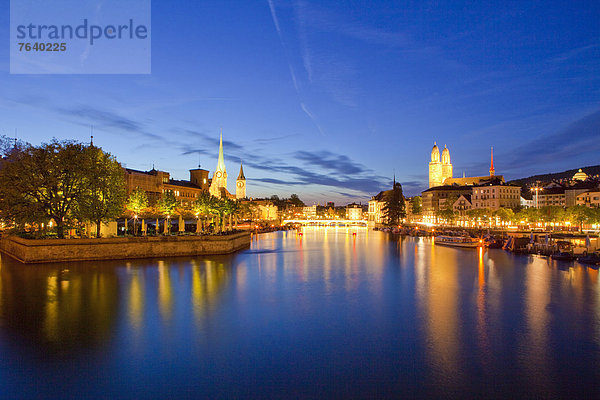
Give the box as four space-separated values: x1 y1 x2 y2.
0 228 599 399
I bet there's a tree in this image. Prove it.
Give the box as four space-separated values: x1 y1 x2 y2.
157 190 178 234
222 199 237 231
494 207 515 225
192 191 217 233
382 182 406 226
566 205 593 232
0 140 91 238
411 196 422 214
126 187 149 235
76 146 127 238
289 193 305 207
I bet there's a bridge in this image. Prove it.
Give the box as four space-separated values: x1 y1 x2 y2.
282 219 369 227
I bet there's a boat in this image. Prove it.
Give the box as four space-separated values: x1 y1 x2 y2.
577 253 600 265
551 252 576 261
434 235 481 248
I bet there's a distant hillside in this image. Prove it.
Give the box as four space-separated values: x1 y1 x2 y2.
508 165 600 188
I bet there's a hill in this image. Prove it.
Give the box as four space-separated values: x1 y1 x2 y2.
508 165 600 188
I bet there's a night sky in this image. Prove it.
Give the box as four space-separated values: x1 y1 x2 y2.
1 1 599 204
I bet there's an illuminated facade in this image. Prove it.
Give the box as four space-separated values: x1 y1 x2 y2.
429 143 453 188
209 133 228 198
429 144 503 188
236 162 246 200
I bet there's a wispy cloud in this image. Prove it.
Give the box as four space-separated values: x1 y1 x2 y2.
300 102 325 136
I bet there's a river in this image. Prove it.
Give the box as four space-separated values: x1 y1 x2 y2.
1 228 599 399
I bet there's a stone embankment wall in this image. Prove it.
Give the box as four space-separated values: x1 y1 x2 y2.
0 233 251 263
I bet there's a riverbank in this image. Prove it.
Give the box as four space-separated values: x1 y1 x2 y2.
0 232 251 263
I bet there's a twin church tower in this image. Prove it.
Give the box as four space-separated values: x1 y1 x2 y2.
209 132 246 199
429 142 496 188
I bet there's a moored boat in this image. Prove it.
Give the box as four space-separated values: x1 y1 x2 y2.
551 252 576 261
434 235 481 248
577 253 600 265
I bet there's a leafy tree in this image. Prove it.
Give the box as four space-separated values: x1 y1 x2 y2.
222 199 237 231
76 146 127 238
0 140 91 238
126 187 149 236
566 205 593 232
494 207 515 224
157 190 178 234
192 191 217 233
437 208 457 224
382 182 406 226
127 187 149 216
289 193 305 207
411 196 422 214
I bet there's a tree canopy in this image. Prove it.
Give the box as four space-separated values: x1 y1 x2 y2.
382 182 406 226
0 140 126 238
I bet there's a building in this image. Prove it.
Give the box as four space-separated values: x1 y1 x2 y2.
124 167 209 207
346 204 363 220
429 143 453 188
429 143 504 188
536 187 566 207
368 183 406 225
573 168 588 181
520 195 534 208
421 185 473 216
302 205 317 218
471 180 521 210
125 132 247 204
368 191 388 224
576 191 600 207
452 194 472 217
236 162 246 199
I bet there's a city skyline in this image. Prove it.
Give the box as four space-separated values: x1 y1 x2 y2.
1 1 599 203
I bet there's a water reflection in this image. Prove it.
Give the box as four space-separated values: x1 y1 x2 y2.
0 231 599 398
0 256 119 351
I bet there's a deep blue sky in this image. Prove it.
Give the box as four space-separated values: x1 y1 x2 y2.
1 1 599 204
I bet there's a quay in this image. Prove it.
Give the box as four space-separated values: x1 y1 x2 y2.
0 232 251 264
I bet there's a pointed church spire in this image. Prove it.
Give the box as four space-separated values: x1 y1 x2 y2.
489 147 495 176
238 161 245 180
216 128 226 172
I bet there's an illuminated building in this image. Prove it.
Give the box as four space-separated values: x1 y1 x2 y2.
576 191 600 207
124 131 247 205
573 168 588 181
471 180 521 210
346 204 363 220
429 142 452 188
236 162 246 199
430 145 504 187
209 132 229 198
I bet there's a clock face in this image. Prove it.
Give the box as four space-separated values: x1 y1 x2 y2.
223 172 227 178
237 181 244 187
215 171 222 178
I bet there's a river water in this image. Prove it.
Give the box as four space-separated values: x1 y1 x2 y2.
1 228 599 399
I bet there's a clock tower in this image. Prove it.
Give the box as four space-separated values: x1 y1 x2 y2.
236 162 246 199
209 131 228 197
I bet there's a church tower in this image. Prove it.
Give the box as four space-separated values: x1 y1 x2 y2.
429 142 443 188
209 131 228 197
489 147 495 176
236 162 246 199
441 144 453 183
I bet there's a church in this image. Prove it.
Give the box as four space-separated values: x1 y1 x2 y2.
208 132 246 200
124 131 247 205
428 142 503 188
